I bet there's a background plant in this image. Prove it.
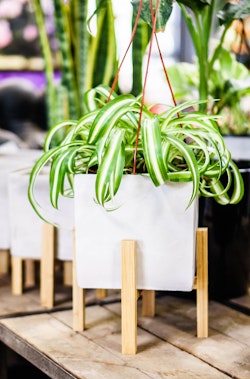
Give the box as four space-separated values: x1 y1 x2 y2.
161 0 250 134
31 0 151 144
132 1 250 134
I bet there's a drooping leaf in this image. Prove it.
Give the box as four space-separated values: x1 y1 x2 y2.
87 94 137 145
95 128 125 205
227 160 245 204
165 134 200 206
141 117 168 186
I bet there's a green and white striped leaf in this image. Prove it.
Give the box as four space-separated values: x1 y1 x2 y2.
95 128 125 206
165 134 200 206
141 117 168 186
88 94 137 144
228 160 244 204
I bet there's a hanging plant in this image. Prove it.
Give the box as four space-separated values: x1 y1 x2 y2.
28 0 244 223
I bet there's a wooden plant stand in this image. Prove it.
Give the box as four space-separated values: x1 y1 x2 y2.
40 223 75 308
0 249 9 275
11 223 73 303
73 227 208 354
11 257 36 295
40 224 105 309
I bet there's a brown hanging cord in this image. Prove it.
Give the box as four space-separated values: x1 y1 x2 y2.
108 0 179 174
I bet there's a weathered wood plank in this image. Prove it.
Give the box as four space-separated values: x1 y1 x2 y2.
104 295 250 379
229 287 250 311
54 304 232 378
0 249 9 275
1 308 232 379
0 282 41 318
0 275 119 318
0 323 76 379
0 277 249 379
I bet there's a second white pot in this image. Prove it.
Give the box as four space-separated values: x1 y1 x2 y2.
8 167 74 260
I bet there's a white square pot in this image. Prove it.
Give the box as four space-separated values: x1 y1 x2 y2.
74 174 199 291
0 149 41 249
8 167 74 260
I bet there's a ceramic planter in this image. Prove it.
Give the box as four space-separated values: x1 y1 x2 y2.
0 149 41 250
74 174 199 292
8 167 74 261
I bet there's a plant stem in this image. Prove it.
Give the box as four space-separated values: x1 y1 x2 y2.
131 16 151 96
31 0 56 128
180 1 217 112
72 0 89 112
54 0 80 119
209 25 230 72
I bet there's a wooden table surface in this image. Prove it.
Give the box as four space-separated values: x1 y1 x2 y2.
0 273 249 379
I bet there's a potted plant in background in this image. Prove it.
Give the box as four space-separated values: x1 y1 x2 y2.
27 0 244 293
31 0 151 137
163 0 250 299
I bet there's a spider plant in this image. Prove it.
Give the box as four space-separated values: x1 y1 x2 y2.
28 84 244 221
28 0 244 223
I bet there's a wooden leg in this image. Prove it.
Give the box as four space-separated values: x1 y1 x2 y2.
40 223 55 308
72 229 85 331
11 256 23 295
24 259 36 288
121 240 137 355
0 249 9 274
196 227 208 338
96 289 107 299
63 261 73 286
142 290 155 317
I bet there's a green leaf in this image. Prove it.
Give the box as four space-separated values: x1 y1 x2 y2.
95 128 125 205
28 144 78 224
91 0 118 88
83 84 117 112
131 14 151 95
228 160 245 204
88 94 138 148
43 120 77 152
218 0 250 25
176 0 210 12
49 146 78 208
141 117 168 186
131 0 173 32
165 135 200 206
206 176 231 205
